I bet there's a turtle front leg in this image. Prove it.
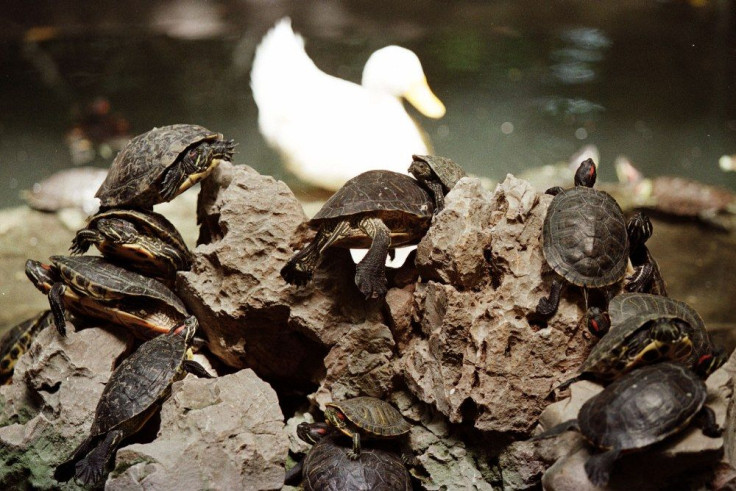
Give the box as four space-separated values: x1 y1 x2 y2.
625 261 654 293
160 145 215 201
426 179 445 212
183 360 213 378
693 406 722 438
536 279 562 317
48 282 69 336
69 229 103 255
649 318 687 343
355 217 391 299
347 432 362 460
74 429 124 486
584 448 621 487
281 220 350 286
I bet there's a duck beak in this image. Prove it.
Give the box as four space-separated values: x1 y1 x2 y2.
404 77 446 119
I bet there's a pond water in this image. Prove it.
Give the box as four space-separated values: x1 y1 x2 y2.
1 0 735 209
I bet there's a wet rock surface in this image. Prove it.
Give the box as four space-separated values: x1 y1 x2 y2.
2 163 736 489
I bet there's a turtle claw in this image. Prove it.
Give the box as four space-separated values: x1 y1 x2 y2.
280 261 312 286
355 267 387 299
75 457 103 486
536 297 556 317
346 449 360 461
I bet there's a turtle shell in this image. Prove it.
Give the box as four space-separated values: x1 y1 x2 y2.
51 255 187 316
578 362 707 451
83 208 189 253
311 170 433 223
412 154 467 191
543 186 629 287
0 311 52 384
96 124 222 208
326 397 411 438
89 323 191 437
303 435 411 491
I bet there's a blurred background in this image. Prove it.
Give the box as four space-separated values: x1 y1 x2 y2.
1 0 735 207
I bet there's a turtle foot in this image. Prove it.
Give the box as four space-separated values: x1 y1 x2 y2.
355 268 387 299
346 449 360 460
75 457 104 486
536 297 556 317
280 261 313 286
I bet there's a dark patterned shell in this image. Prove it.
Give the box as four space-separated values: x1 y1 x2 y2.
543 187 629 287
327 397 411 437
89 328 188 435
96 124 221 208
0 311 52 383
579 362 706 451
311 171 433 223
413 154 467 190
51 256 187 316
85 208 189 252
303 436 411 491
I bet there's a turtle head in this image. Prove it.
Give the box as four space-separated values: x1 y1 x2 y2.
323 405 348 431
296 422 332 445
173 316 199 344
25 259 59 293
410 154 466 192
574 158 597 188
586 307 610 337
627 212 653 249
95 217 139 243
408 156 434 183
694 347 727 379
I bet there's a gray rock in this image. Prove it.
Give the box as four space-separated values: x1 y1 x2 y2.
108 369 287 491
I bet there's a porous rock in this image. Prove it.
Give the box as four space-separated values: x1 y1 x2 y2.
0 325 130 489
108 368 287 490
401 175 594 433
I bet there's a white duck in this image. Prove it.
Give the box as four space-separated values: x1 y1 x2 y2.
250 18 446 191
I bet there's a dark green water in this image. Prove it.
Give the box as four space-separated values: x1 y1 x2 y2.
1 0 735 207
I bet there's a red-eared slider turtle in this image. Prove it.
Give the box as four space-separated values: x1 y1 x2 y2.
408 154 466 211
96 124 235 209
533 362 721 487
285 422 411 491
624 212 667 296
324 396 411 459
553 293 723 392
537 159 629 317
54 316 212 486
0 311 52 384
25 256 188 339
282 168 437 299
70 208 192 279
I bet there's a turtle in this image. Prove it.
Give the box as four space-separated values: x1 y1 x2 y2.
323 396 412 460
285 422 411 491
0 311 53 385
532 362 722 487
70 208 192 279
624 211 667 296
536 158 629 317
54 316 212 486
554 293 723 392
408 154 466 211
25 255 188 339
95 124 236 209
281 169 436 299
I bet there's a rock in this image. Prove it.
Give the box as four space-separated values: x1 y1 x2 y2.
108 369 287 490
0 325 130 489
402 175 593 433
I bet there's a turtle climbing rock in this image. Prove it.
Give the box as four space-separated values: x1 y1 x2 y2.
323 396 411 459
286 422 411 491
532 362 722 487
552 293 723 392
624 211 667 296
0 311 53 384
282 169 434 298
408 154 466 211
25 256 188 339
95 124 235 209
54 316 211 486
70 208 192 279
537 158 629 317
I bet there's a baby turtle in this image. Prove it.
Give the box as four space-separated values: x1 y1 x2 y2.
25 255 188 339
408 154 466 211
0 311 52 384
537 159 629 317
282 168 436 299
324 396 411 459
286 422 411 491
555 293 723 391
54 316 211 486
96 124 235 209
624 212 667 296
70 208 192 279
533 362 721 487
